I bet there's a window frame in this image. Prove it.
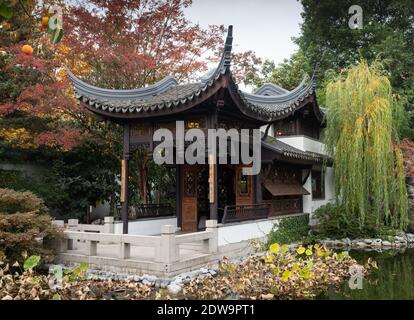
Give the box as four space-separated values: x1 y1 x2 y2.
311 170 325 200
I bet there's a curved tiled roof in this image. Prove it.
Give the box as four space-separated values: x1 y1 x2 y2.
262 135 328 164
254 83 289 96
229 72 320 121
67 25 322 122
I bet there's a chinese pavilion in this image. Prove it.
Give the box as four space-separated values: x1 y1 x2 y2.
67 26 332 234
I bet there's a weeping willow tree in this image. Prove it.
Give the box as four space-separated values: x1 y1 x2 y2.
325 61 408 231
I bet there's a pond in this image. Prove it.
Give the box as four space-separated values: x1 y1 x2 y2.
320 248 414 300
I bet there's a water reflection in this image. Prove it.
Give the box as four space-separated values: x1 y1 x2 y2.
321 248 414 300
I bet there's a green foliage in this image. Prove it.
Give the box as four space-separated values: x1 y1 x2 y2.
314 203 399 239
0 188 62 264
265 215 310 247
296 0 414 138
325 61 408 232
0 139 120 220
0 3 13 19
52 293 61 300
249 51 311 91
63 263 89 282
23 255 40 271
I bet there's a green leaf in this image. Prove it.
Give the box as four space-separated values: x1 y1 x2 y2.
0 4 13 19
79 262 89 272
23 255 41 271
52 293 61 300
338 251 349 262
300 267 311 279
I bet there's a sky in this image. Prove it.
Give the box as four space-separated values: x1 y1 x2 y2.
184 0 304 64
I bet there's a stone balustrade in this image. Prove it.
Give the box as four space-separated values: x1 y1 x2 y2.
53 218 218 266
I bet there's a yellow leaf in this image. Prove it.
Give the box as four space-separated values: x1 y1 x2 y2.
281 270 291 282
269 243 280 254
316 248 324 256
296 246 305 255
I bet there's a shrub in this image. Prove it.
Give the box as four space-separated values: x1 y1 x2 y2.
313 202 387 239
0 187 48 214
265 214 310 248
0 188 62 264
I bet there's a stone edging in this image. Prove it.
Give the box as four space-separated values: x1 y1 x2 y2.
318 233 414 249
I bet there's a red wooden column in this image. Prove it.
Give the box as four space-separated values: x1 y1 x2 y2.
120 123 130 234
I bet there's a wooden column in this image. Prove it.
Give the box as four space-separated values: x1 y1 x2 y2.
208 111 218 220
121 123 130 234
254 173 262 204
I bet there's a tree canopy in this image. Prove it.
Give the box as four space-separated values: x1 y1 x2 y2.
251 0 414 139
325 61 408 231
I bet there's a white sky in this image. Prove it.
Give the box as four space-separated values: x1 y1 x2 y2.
184 0 303 64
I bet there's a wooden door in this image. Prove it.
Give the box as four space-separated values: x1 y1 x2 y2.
181 165 198 232
235 165 253 206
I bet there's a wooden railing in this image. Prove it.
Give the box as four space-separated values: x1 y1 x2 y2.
129 203 175 220
263 198 302 216
221 204 270 224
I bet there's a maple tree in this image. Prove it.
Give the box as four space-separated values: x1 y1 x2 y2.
0 0 82 151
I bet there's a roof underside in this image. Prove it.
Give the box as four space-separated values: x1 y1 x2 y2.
67 26 323 123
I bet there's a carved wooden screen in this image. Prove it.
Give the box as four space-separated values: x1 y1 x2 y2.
181 165 198 232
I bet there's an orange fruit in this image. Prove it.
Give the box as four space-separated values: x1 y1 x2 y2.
21 45 33 55
41 16 49 27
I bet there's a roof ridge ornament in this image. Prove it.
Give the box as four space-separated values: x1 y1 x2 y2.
200 25 233 83
223 25 233 69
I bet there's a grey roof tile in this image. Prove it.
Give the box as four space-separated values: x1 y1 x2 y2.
67 25 321 122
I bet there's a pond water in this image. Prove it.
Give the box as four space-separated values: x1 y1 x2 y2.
320 248 414 300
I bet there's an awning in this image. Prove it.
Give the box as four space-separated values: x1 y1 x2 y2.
264 180 310 196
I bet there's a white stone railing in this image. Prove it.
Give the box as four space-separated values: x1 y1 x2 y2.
53 219 218 264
